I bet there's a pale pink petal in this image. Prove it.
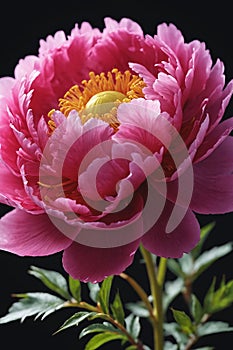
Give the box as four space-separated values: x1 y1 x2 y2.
156 23 184 51
40 111 114 182
62 239 140 283
0 209 72 256
116 99 172 153
39 31 67 55
0 162 21 205
103 17 144 35
70 22 101 38
142 201 200 258
0 77 15 96
129 63 157 99
14 56 39 79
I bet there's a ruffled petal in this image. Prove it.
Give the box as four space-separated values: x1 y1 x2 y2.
0 209 72 256
0 161 24 207
62 239 140 283
141 201 200 258
190 136 233 214
193 117 233 163
116 98 172 153
103 17 144 35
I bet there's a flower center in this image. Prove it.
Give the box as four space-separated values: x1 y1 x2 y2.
85 90 126 114
48 68 145 132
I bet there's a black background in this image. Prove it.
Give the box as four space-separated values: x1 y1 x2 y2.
0 1 233 349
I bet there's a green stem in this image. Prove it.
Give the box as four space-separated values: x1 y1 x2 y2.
140 244 167 350
63 300 100 312
104 314 144 349
64 298 143 349
119 272 155 322
157 257 167 287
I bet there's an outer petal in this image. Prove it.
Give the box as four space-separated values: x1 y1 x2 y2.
90 20 157 75
14 56 39 79
190 136 233 214
103 17 144 35
0 209 72 256
156 22 185 53
142 201 200 258
193 117 233 163
0 77 15 97
62 239 140 283
0 161 25 207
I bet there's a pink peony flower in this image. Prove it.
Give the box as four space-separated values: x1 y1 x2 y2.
0 17 233 283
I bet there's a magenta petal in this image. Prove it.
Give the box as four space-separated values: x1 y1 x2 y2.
0 162 24 207
142 201 200 258
190 136 233 214
62 239 140 283
0 209 72 256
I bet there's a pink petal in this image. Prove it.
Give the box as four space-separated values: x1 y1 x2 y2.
141 201 200 258
62 239 140 283
38 30 67 55
190 136 233 214
104 17 144 35
157 23 184 51
205 63 233 131
116 98 172 153
14 56 39 79
0 77 15 96
129 63 156 99
0 161 24 207
40 111 114 182
194 117 233 163
0 209 72 256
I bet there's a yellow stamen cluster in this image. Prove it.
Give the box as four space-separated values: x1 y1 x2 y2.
48 68 145 132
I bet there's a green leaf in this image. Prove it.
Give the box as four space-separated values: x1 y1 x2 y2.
125 314 141 339
54 311 97 334
87 313 112 322
171 308 195 335
125 346 138 350
97 275 114 314
167 259 185 278
193 242 233 280
126 302 150 318
0 292 64 324
203 277 216 312
191 222 216 259
198 321 233 337
191 294 203 324
164 322 188 345
88 282 100 302
84 332 126 350
110 290 125 325
68 275 81 302
203 277 233 314
179 254 194 275
28 265 71 300
164 341 178 350
79 322 123 339
163 278 184 312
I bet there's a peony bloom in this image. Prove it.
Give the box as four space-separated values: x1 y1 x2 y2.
0 17 233 282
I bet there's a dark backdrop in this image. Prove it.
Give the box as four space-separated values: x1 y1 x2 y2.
0 1 233 349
